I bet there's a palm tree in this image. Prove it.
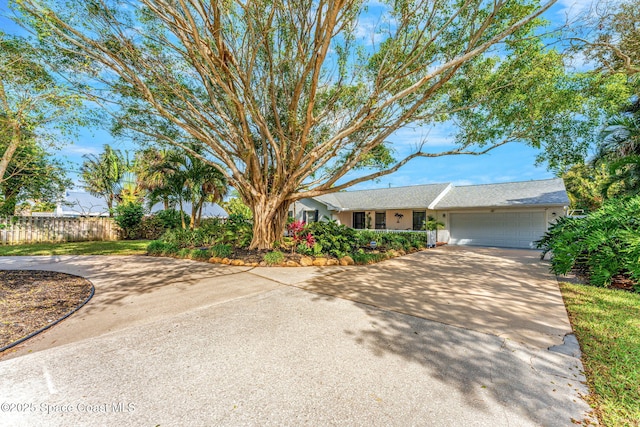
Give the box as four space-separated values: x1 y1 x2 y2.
135 147 176 210
171 149 228 229
593 110 640 198
136 146 228 228
81 144 126 216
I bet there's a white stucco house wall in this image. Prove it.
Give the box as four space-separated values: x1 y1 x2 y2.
290 178 569 249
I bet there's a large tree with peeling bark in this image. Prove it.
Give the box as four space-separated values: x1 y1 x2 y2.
15 0 577 249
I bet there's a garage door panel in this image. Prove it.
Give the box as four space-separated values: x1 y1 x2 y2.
449 212 545 249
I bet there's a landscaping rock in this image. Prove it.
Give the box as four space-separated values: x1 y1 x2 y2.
312 258 328 266
299 256 314 266
326 259 339 266
230 259 245 266
250 262 259 267
221 258 230 265
339 256 354 266
209 257 222 264
285 260 300 267
259 261 267 267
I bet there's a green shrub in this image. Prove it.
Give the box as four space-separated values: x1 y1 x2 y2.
190 248 211 260
139 215 166 240
537 196 640 290
160 242 179 256
178 248 192 258
354 230 428 252
146 240 179 256
211 243 232 258
114 202 145 239
306 220 356 258
155 209 188 229
198 217 225 236
146 240 166 255
263 250 285 265
351 251 389 265
221 215 253 247
159 228 214 248
355 230 378 247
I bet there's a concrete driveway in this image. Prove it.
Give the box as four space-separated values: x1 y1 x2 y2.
0 248 594 426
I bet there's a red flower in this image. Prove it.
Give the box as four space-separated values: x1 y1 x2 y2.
305 233 315 248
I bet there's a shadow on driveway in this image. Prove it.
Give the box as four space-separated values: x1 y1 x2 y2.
298 246 572 349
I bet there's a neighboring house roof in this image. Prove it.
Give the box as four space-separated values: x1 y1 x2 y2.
56 191 110 217
315 183 452 211
311 178 569 211
57 191 228 218
434 178 569 209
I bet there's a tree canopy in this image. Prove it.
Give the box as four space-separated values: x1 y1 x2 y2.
571 0 640 77
15 0 598 248
80 144 127 216
0 30 85 190
0 134 71 215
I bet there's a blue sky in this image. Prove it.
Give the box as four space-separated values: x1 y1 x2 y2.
0 0 595 191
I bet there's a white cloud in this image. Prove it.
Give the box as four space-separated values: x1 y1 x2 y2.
61 145 100 156
554 0 598 21
387 125 457 150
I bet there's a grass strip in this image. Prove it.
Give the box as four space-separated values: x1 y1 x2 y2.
559 282 640 426
0 240 150 256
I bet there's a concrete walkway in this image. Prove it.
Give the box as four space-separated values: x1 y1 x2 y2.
0 248 595 426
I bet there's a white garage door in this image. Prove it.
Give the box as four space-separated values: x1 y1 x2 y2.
449 212 546 249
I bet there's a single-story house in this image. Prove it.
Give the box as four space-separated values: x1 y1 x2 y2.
289 178 569 249
56 191 228 218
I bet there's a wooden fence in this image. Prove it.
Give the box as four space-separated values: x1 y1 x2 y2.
0 217 119 245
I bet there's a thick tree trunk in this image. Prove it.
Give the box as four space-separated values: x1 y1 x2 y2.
0 123 21 186
248 197 290 250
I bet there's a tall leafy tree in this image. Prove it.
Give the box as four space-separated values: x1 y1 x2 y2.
80 144 127 216
16 0 593 248
0 31 84 188
0 135 71 215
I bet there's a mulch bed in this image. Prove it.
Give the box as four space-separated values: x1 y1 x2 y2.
0 270 93 350
571 267 638 292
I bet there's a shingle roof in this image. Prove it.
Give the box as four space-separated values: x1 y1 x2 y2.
314 183 451 211
312 178 569 211
433 178 569 209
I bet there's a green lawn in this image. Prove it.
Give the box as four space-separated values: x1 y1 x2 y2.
0 240 150 256
560 282 640 427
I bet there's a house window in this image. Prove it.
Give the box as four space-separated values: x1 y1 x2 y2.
412 211 426 230
353 211 366 229
375 212 386 229
304 210 318 223
288 211 294 219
